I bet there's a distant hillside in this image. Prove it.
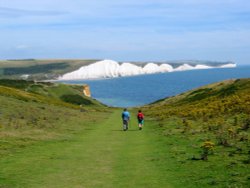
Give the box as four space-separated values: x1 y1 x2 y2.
145 78 250 120
0 79 105 108
0 59 234 80
0 59 98 80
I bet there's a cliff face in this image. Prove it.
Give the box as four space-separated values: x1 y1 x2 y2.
58 60 236 80
83 85 91 97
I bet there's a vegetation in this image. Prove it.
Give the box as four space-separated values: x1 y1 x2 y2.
0 79 102 107
0 78 249 187
60 94 94 105
0 80 109 163
3 63 69 75
142 78 250 187
0 59 98 80
146 79 250 119
0 79 36 89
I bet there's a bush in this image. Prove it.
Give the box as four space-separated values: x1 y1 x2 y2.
201 141 215 160
3 63 69 75
0 79 34 89
60 94 93 105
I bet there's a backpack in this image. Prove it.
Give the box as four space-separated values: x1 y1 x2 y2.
138 113 144 120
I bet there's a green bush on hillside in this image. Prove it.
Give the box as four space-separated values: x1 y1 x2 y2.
0 79 34 89
60 94 93 105
3 63 69 75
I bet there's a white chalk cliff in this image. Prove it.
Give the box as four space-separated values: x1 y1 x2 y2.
58 60 236 80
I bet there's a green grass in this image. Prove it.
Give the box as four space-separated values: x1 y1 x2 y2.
149 118 250 187
142 78 250 187
0 59 98 80
0 80 103 107
0 108 173 188
0 79 249 187
3 63 70 75
2 107 248 187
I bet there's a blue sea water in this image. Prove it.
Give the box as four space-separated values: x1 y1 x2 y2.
60 66 250 107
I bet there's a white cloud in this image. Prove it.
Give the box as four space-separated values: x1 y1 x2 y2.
15 45 29 49
0 0 249 64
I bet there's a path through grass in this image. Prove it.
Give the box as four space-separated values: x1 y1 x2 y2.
0 110 173 188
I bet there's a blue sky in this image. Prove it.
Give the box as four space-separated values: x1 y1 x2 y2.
0 0 250 65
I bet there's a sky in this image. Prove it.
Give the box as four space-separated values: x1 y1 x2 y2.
0 0 250 65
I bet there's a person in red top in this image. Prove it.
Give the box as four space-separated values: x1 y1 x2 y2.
137 110 144 130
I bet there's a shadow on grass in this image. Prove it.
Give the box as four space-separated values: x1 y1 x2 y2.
111 129 140 132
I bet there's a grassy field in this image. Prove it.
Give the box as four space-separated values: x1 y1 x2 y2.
0 109 173 188
0 59 98 80
0 79 249 187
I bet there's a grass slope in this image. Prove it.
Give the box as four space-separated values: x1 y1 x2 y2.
0 79 103 107
142 78 250 187
0 79 249 187
0 80 108 157
0 59 98 80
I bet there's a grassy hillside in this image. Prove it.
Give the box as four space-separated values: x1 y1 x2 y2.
1 78 249 187
0 79 104 106
0 80 109 157
142 78 250 187
0 59 98 80
147 78 250 119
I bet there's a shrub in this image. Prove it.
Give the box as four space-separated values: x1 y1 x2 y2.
182 118 191 133
242 118 250 131
60 94 93 105
0 79 34 89
201 141 215 160
216 130 230 147
3 63 69 75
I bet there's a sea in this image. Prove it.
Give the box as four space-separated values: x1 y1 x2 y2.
60 65 250 107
